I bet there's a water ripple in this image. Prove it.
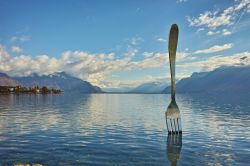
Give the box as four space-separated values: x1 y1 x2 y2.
0 94 249 165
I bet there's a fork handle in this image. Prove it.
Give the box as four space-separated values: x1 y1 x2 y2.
168 24 179 101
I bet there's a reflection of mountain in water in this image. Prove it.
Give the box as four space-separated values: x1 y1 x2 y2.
182 93 250 116
0 94 249 165
167 134 182 166
0 94 91 135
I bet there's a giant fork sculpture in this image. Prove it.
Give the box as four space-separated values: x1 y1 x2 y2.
165 24 182 135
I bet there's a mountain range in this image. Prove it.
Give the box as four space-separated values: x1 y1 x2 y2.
162 66 250 94
130 82 167 93
0 73 20 86
0 72 102 93
103 82 167 93
1 66 250 94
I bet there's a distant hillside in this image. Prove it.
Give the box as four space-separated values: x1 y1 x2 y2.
13 72 102 93
130 82 167 93
103 87 135 93
162 66 250 93
0 73 20 86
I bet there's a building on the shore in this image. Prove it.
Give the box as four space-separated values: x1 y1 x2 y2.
0 85 62 94
0 86 17 93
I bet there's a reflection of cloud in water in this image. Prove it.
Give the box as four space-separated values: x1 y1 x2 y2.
0 93 249 164
80 94 167 134
0 94 177 138
178 94 250 140
0 94 66 135
176 94 250 164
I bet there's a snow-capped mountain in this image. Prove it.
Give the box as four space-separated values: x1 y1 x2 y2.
13 72 102 93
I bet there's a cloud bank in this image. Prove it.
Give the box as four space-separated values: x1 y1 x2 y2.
11 46 23 53
1 45 180 87
194 43 233 54
179 51 250 71
1 43 249 88
188 0 250 35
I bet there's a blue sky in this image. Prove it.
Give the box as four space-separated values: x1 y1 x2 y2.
0 0 250 89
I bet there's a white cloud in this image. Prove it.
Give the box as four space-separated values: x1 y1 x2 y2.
177 0 188 3
187 0 250 35
101 75 169 89
0 45 170 87
102 73 192 90
10 35 30 42
157 38 167 43
187 11 233 28
179 51 250 71
2 42 248 89
222 29 232 36
176 51 190 61
142 52 154 58
11 46 23 53
3 42 246 88
207 31 213 35
0 45 10 60
124 48 138 58
207 30 220 35
197 28 205 32
194 43 233 54
129 36 143 46
20 35 30 42
0 43 194 88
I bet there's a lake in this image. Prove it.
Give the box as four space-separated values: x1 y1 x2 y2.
0 93 249 165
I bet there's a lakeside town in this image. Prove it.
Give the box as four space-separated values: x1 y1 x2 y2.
0 85 63 94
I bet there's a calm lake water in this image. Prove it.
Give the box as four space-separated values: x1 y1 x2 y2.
0 93 249 165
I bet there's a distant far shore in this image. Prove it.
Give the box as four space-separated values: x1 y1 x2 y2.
102 92 164 94
0 85 63 94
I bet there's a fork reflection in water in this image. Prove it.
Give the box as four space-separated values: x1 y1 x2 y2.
166 133 182 166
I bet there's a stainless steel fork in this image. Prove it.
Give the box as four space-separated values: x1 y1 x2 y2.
165 24 182 135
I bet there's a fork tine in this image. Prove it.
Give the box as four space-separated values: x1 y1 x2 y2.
167 117 183 134
173 119 177 134
172 119 175 134
167 119 172 134
170 119 174 134
167 119 170 134
173 118 177 134
176 118 179 132
176 118 181 132
166 118 170 133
